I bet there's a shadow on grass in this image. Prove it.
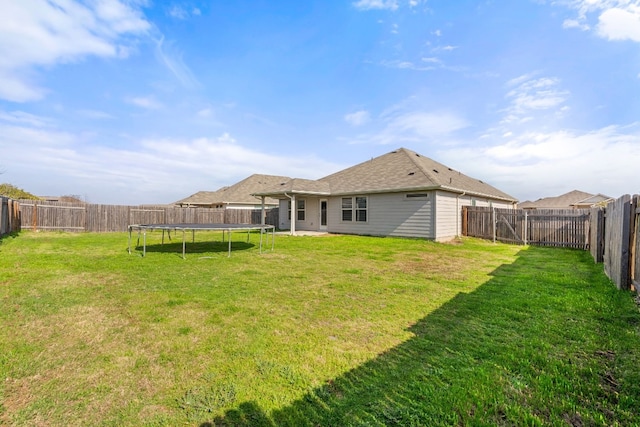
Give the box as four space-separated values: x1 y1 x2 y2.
200 246 638 426
130 239 256 257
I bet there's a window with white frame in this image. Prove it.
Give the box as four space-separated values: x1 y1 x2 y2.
355 196 367 222
342 196 367 222
297 199 305 221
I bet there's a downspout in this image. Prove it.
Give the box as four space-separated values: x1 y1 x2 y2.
284 192 296 236
456 191 466 238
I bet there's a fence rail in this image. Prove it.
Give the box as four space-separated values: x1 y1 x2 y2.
16 200 278 233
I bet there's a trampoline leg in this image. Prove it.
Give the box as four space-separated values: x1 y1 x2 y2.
228 230 232 257
161 230 165 245
143 231 147 257
128 226 132 254
182 229 186 260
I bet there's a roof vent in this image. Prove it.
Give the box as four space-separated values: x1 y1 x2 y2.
433 169 439 173
408 172 415 176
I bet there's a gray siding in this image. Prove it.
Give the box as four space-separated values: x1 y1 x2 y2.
435 191 515 241
277 197 321 231
327 192 435 238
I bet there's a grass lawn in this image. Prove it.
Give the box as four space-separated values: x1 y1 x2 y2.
1 230 639 426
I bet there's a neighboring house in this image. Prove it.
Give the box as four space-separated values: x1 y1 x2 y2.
39 195 85 204
519 190 613 210
175 174 289 209
254 147 518 241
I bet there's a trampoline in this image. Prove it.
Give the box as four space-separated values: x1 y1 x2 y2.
128 223 275 259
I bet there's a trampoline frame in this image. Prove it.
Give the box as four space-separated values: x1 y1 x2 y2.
127 223 275 259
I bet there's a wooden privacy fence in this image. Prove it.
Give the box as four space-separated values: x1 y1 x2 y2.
0 197 21 237
463 194 640 293
462 207 591 249
16 200 278 233
602 194 639 291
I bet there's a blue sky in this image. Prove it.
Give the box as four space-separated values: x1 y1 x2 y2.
1 0 639 205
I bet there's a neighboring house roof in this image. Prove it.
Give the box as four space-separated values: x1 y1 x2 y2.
175 174 290 206
256 147 517 202
572 193 614 208
39 195 85 204
519 190 612 209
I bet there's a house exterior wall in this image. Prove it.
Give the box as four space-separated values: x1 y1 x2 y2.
326 191 435 238
434 191 515 241
277 191 514 239
277 197 321 231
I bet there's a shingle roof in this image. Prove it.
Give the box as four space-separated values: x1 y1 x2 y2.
520 190 594 209
520 191 614 209
175 174 290 206
255 148 517 202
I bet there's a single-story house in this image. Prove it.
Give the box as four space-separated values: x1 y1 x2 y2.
254 147 518 241
519 190 613 210
174 174 289 209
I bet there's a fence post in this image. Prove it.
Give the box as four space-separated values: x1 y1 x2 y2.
492 207 496 243
32 201 38 231
523 211 528 245
461 206 468 236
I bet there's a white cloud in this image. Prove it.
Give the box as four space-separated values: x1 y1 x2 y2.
597 6 640 41
502 74 569 123
76 109 115 120
345 110 371 126
438 124 640 201
0 0 150 102
0 110 52 127
346 107 469 145
154 36 200 89
562 1 640 42
197 108 213 118
0 117 343 204
168 5 189 19
126 96 163 109
562 18 590 30
353 0 399 11
381 59 437 71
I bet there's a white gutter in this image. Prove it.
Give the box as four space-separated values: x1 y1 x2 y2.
456 191 466 238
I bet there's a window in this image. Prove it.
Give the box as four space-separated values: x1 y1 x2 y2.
342 196 367 222
341 198 352 221
287 201 291 220
297 199 305 221
355 196 367 222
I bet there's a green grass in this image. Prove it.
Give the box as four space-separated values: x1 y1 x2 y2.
1 230 639 426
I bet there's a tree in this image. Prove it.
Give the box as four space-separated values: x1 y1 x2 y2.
0 183 40 200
